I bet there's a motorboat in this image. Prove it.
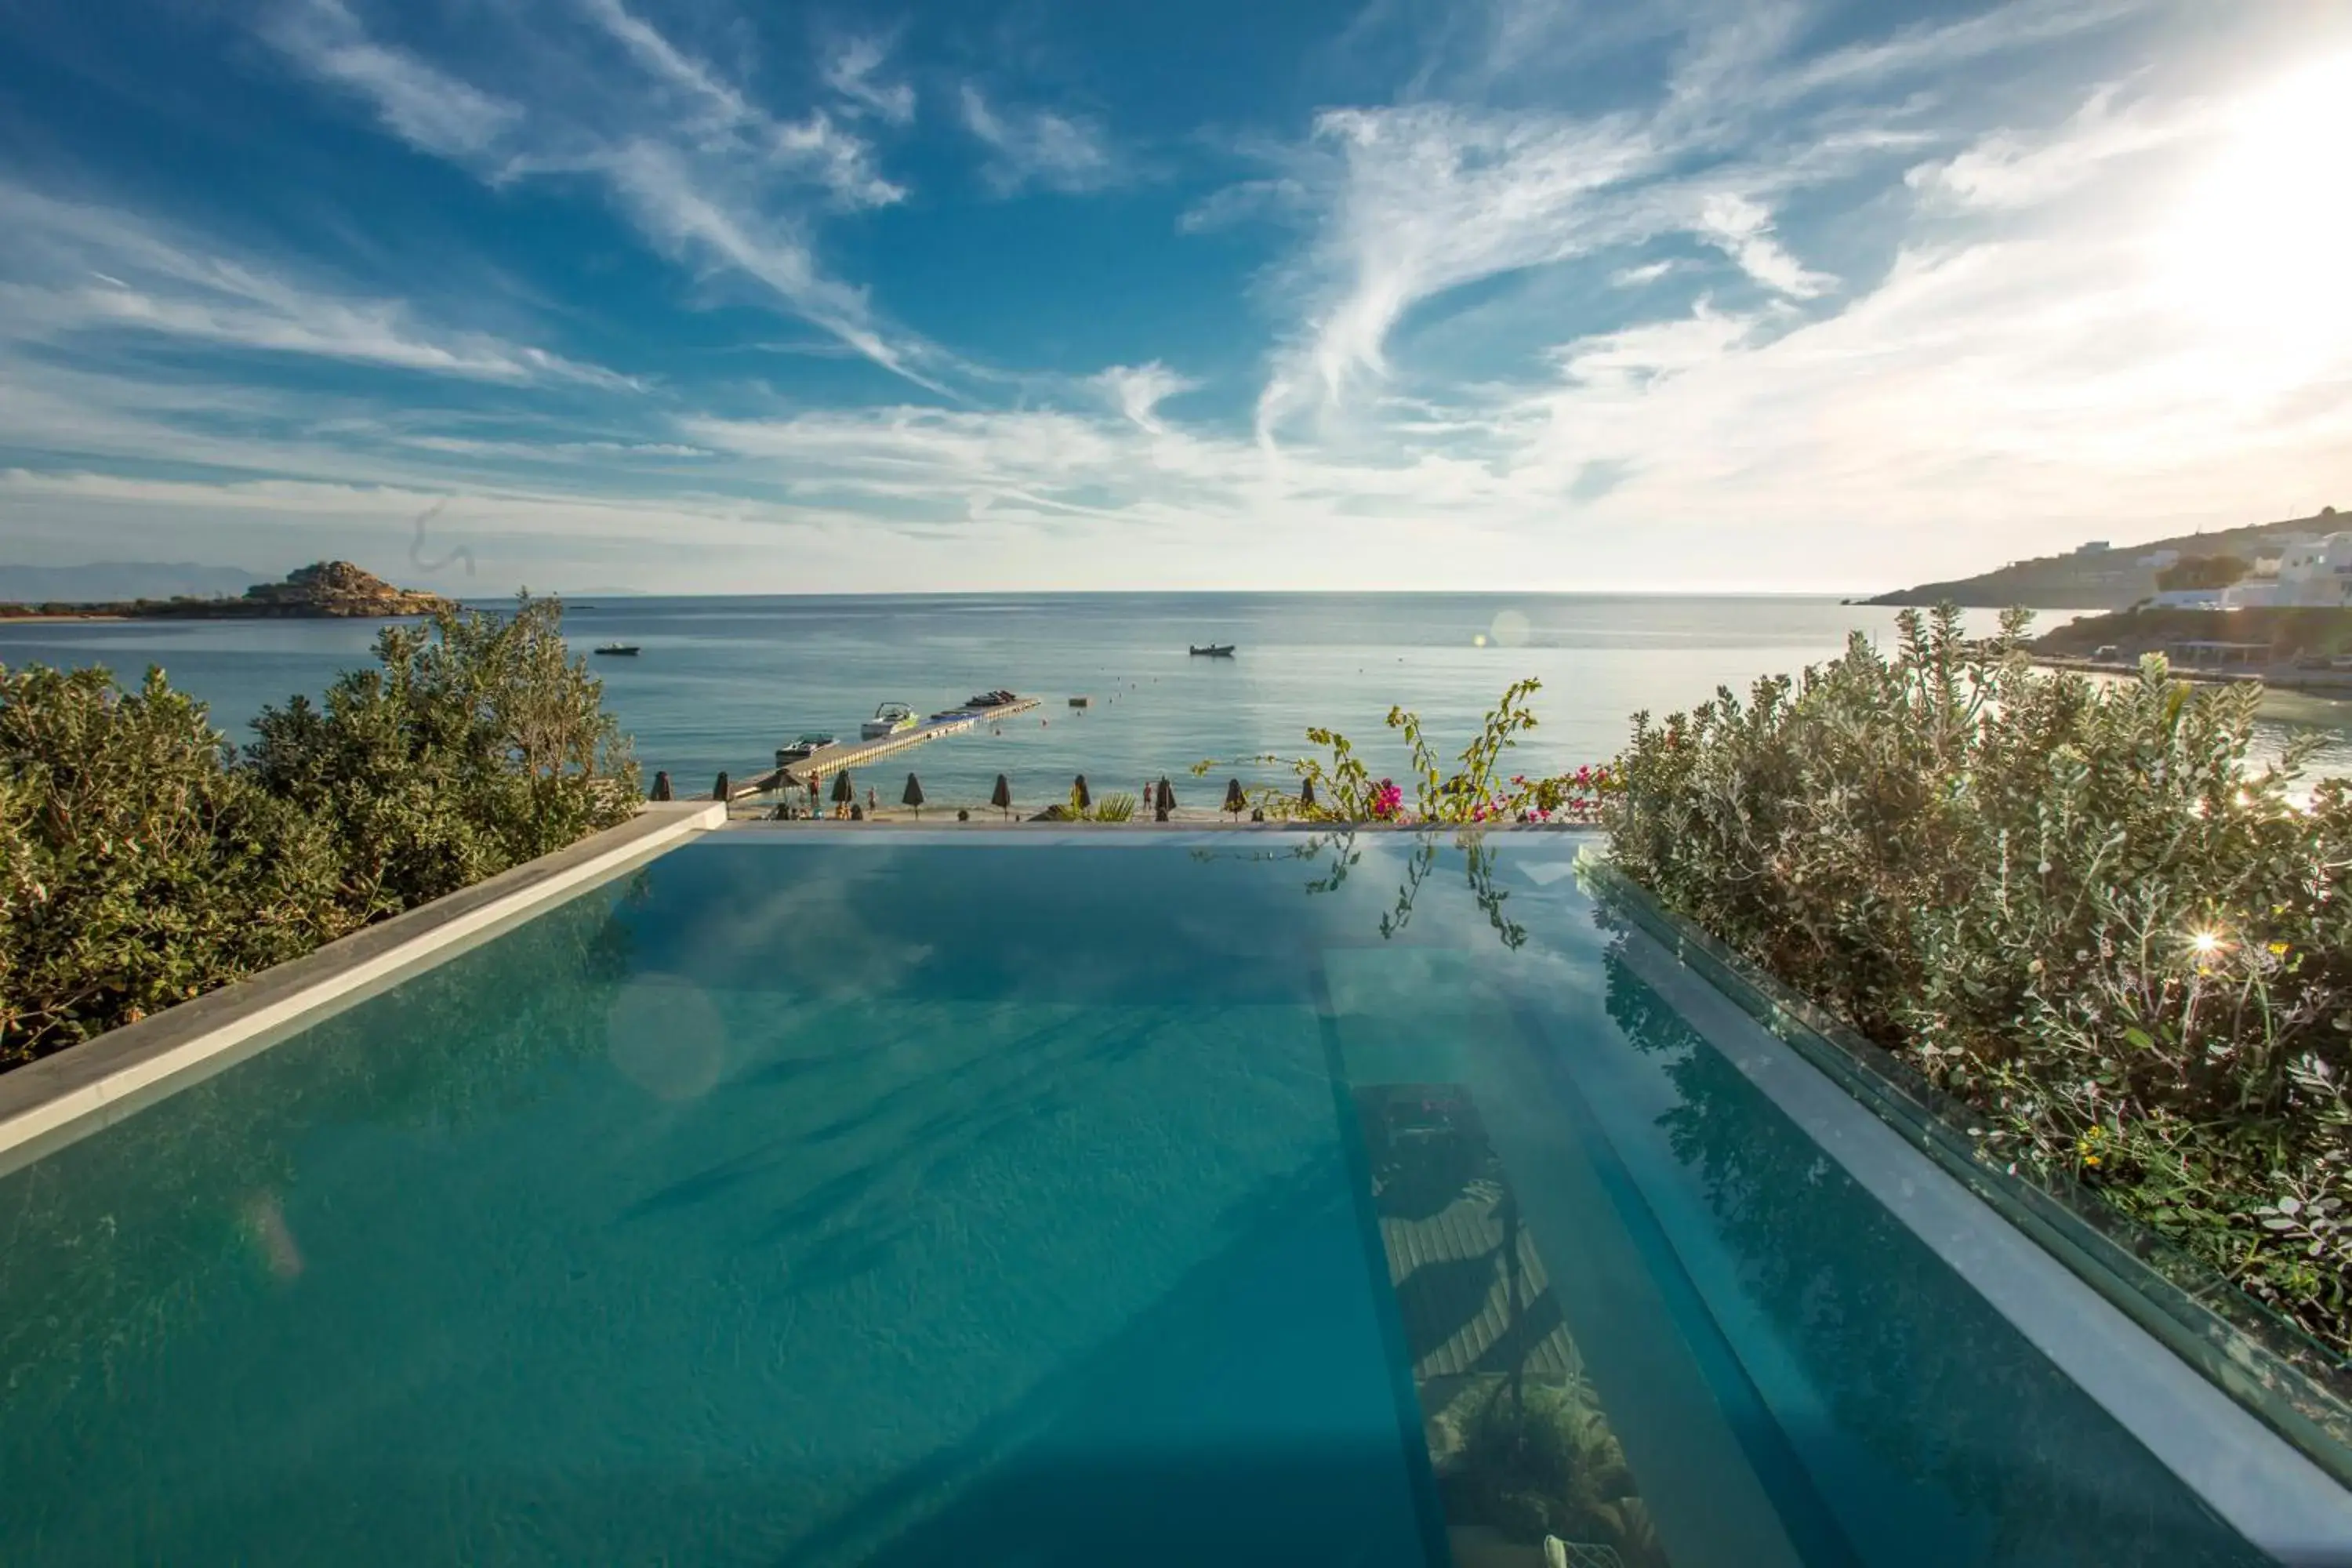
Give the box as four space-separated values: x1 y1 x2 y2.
593 643 641 656
860 701 917 739
967 688 1018 707
1188 644 1236 658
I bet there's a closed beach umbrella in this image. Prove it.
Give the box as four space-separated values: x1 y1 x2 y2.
992 773 1014 818
1156 777 1176 815
1299 776 1316 810
651 770 673 801
1073 774 1091 810
713 771 731 802
832 771 855 816
902 772 925 818
1224 779 1246 818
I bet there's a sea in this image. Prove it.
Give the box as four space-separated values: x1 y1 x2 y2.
5 593 2347 813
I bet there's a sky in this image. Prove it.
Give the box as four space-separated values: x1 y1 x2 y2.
1 0 2349 595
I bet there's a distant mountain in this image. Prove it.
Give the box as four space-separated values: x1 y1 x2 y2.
1867 508 2348 608
0 562 260 603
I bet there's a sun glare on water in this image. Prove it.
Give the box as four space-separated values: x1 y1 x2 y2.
2157 53 2352 358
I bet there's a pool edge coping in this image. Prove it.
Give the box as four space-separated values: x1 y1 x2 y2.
0 800 726 1162
1606 922 2352 1560
1577 851 2352 1559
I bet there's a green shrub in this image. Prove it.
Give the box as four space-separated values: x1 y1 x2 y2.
1606 604 2352 1352
0 666 351 1064
1 593 640 1069
246 593 638 914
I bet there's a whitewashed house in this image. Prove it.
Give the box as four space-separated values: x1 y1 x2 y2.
2274 533 2352 606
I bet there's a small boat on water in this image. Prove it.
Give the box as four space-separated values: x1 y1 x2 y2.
593 643 641 656
1188 644 1236 658
860 701 917 739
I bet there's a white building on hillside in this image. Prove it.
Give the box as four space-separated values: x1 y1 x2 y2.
2274 533 2352 606
2139 548 2181 570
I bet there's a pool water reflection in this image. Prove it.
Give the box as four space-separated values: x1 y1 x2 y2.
0 833 2267 1566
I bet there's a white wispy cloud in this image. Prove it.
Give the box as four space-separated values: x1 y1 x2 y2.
1245 103 1653 435
958 85 1118 195
263 0 519 157
0 182 630 389
1766 0 2146 109
263 0 938 385
1693 191 1832 297
1091 362 1200 433
576 0 903 207
1609 259 1682 288
1229 0 2145 438
1906 81 2201 209
825 34 916 125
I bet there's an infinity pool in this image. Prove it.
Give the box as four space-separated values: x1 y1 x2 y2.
0 833 2268 1566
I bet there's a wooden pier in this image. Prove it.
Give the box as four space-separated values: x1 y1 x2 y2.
720 697 1041 803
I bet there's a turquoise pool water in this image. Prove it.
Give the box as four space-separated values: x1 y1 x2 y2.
0 834 2265 1566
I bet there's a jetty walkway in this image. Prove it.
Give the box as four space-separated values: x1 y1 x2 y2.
710 697 1042 804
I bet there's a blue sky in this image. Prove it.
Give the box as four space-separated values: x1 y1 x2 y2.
2 0 2348 593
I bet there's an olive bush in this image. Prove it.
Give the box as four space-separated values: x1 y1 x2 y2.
246 593 637 913
2 594 639 1067
0 666 350 1064
1605 604 2352 1352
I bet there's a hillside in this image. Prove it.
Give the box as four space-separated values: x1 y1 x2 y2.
0 561 456 621
2032 605 2352 665
1866 507 2347 608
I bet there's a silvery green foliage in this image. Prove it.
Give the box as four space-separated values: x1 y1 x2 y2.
1607 604 2352 1352
2 594 638 1067
246 593 639 913
0 664 350 1063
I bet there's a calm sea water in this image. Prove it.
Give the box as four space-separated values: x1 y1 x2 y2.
2 594 2343 811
